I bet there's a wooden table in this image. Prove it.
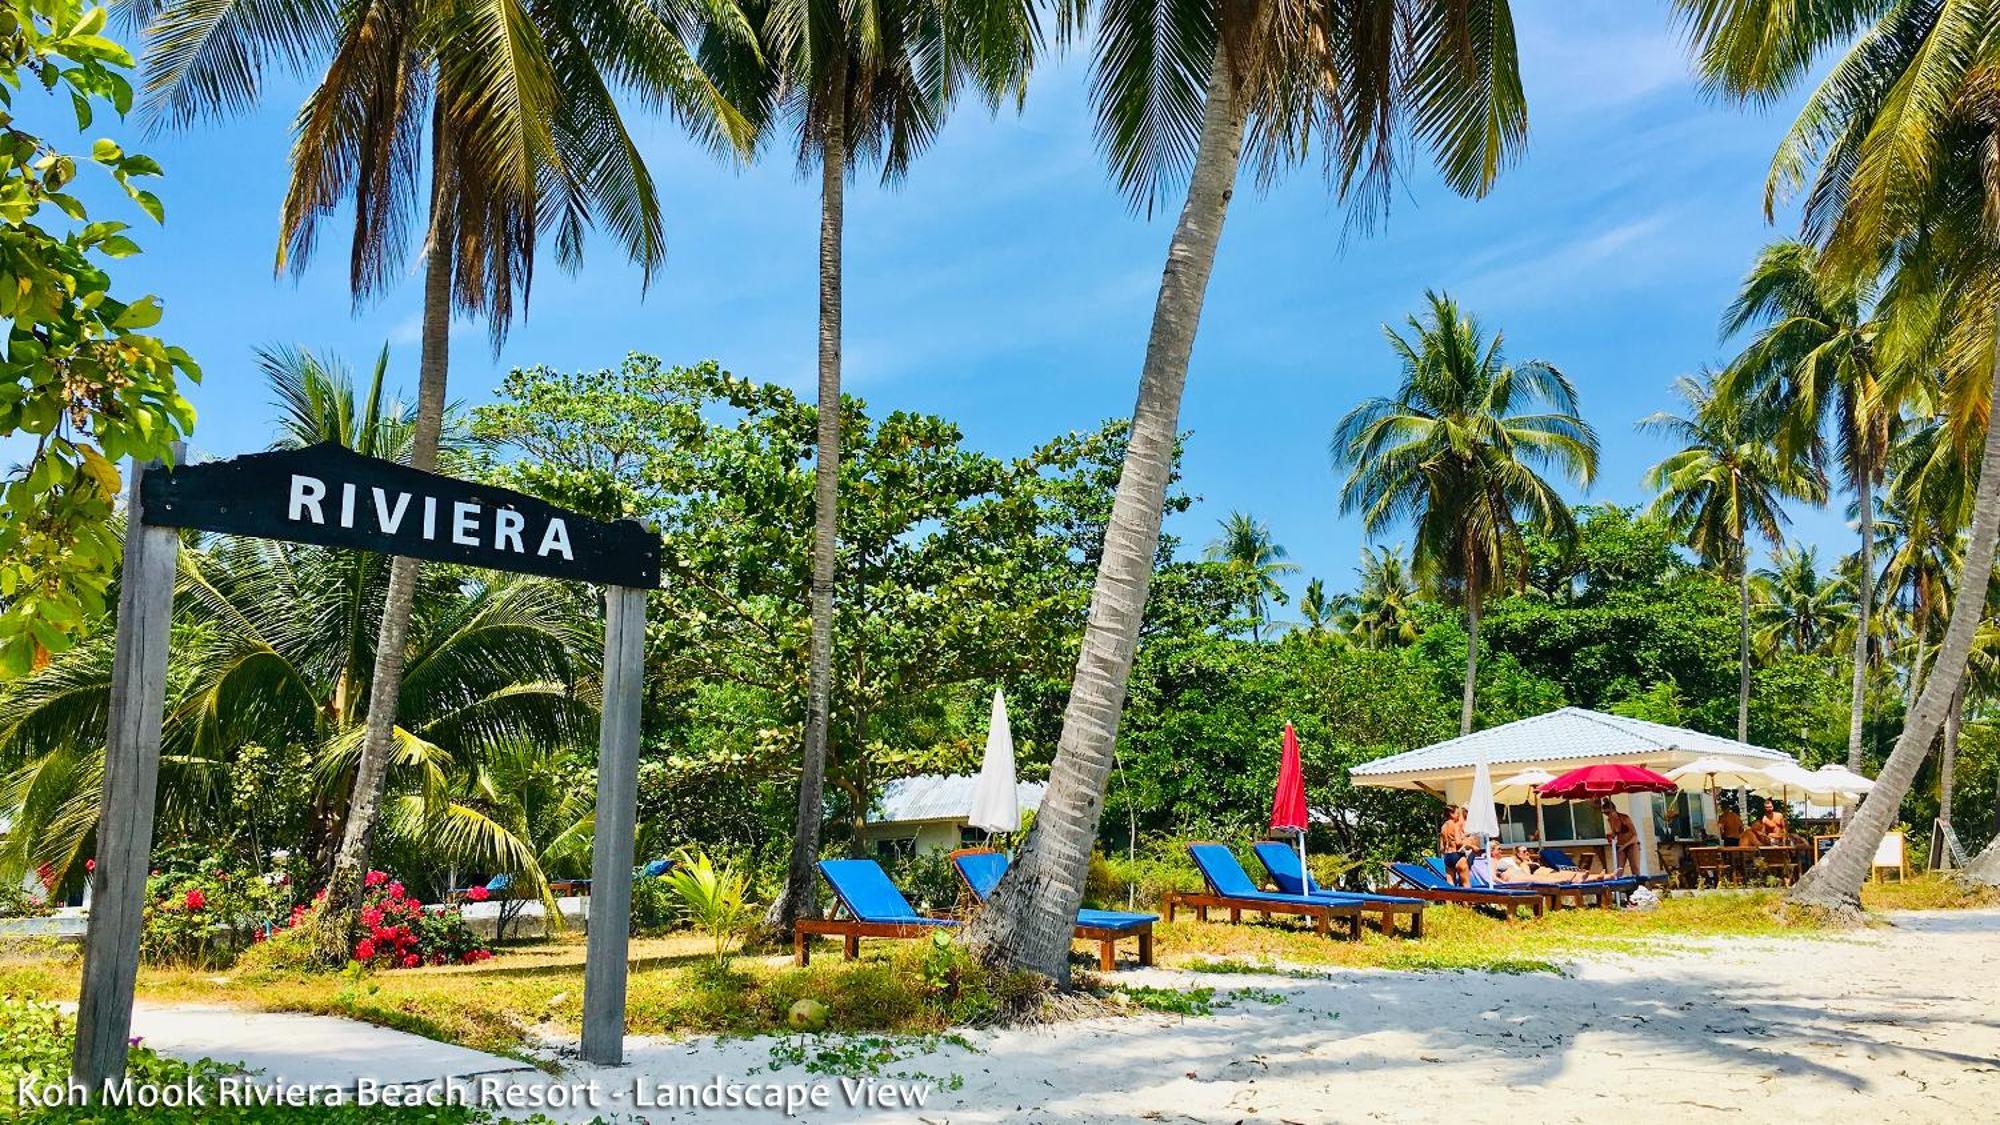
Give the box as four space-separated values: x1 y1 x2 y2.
1688 845 1807 886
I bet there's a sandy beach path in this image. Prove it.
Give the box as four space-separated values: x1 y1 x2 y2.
571 907 2000 1123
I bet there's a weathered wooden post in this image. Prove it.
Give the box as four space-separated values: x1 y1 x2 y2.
581 580 647 1065
72 452 181 1092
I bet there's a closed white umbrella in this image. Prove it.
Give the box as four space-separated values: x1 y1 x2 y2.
967 688 1021 834
1465 751 1501 846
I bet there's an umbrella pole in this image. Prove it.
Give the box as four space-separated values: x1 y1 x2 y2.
1297 831 1311 898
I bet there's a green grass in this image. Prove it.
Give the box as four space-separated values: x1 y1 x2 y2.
1 874 1987 1066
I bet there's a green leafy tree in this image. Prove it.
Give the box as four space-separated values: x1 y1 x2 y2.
0 1 198 676
1677 0 2000 911
701 0 1045 940
968 0 1533 985
1203 511 1297 640
1333 291 1598 736
133 0 751 957
1642 371 1825 740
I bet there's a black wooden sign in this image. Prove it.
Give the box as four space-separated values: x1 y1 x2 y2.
140 443 661 588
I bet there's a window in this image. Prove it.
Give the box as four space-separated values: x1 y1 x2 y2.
958 827 986 848
873 836 917 861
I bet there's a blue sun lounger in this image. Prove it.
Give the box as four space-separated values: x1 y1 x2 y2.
1165 843 1363 940
1248 841 1426 937
950 849 1156 971
1435 855 1621 909
793 859 957 966
1387 861 1545 920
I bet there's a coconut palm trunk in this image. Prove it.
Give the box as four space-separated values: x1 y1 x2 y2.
316 119 456 959
1847 475 1874 770
765 95 846 939
1737 547 1753 743
1461 590 1481 735
1792 332 2000 912
967 41 1250 982
1940 681 1962 830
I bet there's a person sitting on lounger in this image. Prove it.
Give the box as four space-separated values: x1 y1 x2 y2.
1491 844 1587 885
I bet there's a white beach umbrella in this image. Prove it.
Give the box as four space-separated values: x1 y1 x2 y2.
1811 763 1874 796
967 688 1021 834
1664 757 1775 793
1753 762 1843 806
1492 769 1556 804
1465 750 1501 844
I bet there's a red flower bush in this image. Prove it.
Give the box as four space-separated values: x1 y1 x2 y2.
183 889 205 911
334 872 490 971
466 885 490 903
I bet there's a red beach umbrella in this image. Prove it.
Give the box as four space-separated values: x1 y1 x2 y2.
1539 763 1675 876
1538 763 1676 800
1270 724 1308 832
1271 724 1310 897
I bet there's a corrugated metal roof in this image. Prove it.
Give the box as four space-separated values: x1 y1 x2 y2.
1350 707 1795 783
867 774 1047 825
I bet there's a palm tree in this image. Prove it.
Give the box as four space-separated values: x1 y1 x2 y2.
968 2 1532 983
1642 372 1825 741
1341 544 1423 650
703 0 1043 940
1204 511 1298 640
1333 292 1598 735
1296 578 1336 637
134 0 747 953
1752 543 1850 659
1678 0 2000 912
1718 240 1892 770
0 350 593 899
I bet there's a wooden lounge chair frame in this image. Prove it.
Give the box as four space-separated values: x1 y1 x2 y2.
1165 843 1364 941
1386 863 1546 921
792 860 957 966
948 848 1155 971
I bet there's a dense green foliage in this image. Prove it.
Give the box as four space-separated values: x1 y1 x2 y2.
0 0 198 677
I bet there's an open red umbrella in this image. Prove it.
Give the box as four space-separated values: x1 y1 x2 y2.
1538 763 1675 799
1271 724 1309 896
1539 764 1674 876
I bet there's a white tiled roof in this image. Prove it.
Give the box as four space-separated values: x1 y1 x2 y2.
867 774 1047 825
1350 707 1795 783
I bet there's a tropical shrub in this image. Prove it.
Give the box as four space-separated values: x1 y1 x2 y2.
0 879 52 919
664 850 752 972
348 871 489 969
884 849 962 915
138 858 293 969
629 868 678 934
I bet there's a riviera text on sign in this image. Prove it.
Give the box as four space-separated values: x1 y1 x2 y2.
139 443 660 588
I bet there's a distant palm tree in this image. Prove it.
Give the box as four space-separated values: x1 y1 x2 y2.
1204 512 1298 641
1334 291 1598 734
135 0 748 954
1720 239 1890 770
707 0 1043 940
1752 543 1850 659
1341 545 1423 650
1296 578 1336 638
1642 371 1825 741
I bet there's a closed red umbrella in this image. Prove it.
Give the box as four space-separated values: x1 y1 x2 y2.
1539 764 1675 876
1271 724 1309 897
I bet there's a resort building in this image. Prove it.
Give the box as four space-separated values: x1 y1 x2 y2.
859 773 1046 858
1349 707 1802 875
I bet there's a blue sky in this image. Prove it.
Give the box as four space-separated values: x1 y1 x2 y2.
80 1 1841 606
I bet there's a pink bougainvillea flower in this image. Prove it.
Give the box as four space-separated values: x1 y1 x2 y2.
353 939 377 961
364 870 388 888
184 889 206 911
467 886 490 903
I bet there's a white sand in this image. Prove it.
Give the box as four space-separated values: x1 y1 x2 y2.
135 907 2000 1122
551 907 2000 1123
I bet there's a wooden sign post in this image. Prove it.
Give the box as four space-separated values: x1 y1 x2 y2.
72 446 660 1090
